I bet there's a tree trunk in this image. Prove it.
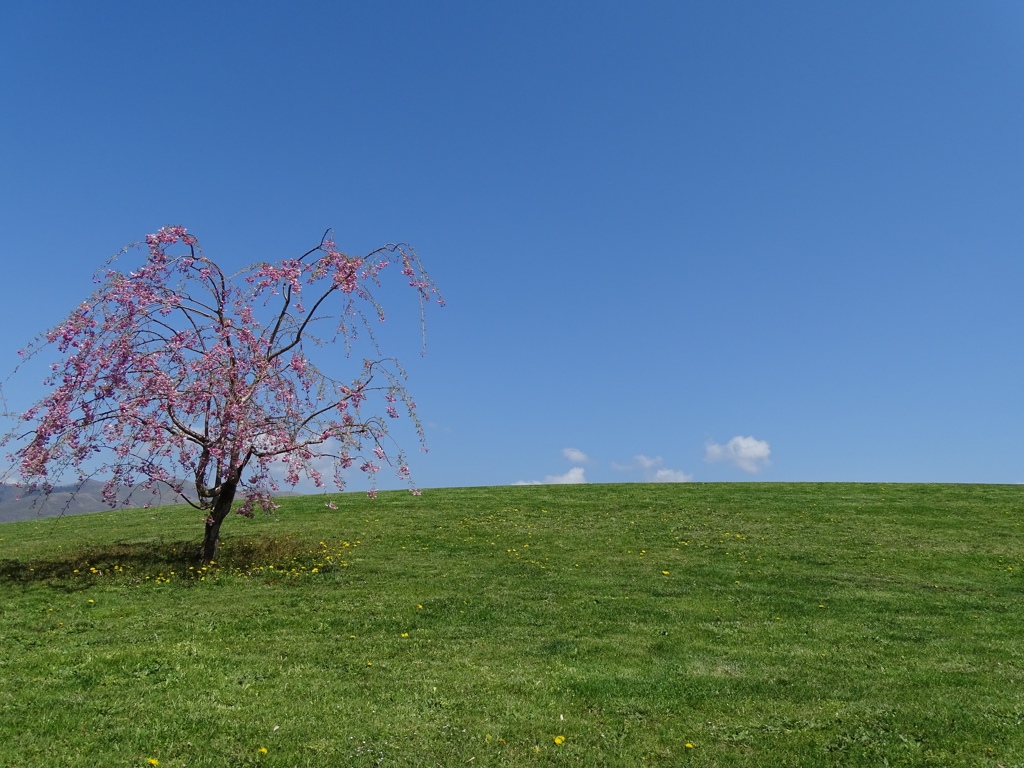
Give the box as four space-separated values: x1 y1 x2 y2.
200 481 238 563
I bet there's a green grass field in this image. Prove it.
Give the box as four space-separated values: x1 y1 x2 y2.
1 483 1022 766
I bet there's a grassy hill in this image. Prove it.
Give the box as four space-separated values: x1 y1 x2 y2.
0 483 1021 766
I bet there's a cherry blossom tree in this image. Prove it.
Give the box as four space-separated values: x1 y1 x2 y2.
2 226 442 561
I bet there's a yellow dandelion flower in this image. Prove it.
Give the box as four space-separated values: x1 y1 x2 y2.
148 759 160 766
662 571 670 575
401 632 409 638
685 742 695 748
258 747 268 754
554 735 565 745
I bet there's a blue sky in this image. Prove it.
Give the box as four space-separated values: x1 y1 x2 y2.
2 1 1024 488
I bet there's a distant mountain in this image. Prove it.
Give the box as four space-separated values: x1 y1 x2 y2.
0 479 301 523
0 479 186 523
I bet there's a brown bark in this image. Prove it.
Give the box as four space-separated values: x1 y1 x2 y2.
200 481 237 562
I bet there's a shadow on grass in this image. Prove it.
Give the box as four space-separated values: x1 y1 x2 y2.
0 535 316 589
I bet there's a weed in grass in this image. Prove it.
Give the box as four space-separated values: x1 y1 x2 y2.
0 535 358 590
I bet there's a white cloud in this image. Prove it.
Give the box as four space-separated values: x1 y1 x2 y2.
705 436 772 473
547 466 587 484
514 466 587 485
514 447 591 485
614 454 692 483
561 447 590 463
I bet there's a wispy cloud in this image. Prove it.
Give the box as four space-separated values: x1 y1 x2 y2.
634 454 661 471
561 447 590 463
652 467 693 482
705 436 771 473
613 454 692 483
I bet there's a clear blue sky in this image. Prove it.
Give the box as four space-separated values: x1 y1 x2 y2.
2 1 1023 488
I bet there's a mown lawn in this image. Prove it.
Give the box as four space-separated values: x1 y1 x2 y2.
0 483 1021 766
